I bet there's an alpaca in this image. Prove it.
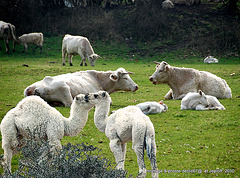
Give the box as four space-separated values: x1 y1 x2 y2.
136 100 168 115
0 91 104 172
91 92 158 178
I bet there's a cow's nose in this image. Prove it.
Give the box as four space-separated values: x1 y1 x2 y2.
135 85 139 91
149 77 153 81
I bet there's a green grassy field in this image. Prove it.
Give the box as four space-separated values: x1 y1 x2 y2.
0 37 239 177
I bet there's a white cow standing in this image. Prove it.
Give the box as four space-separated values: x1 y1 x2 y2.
62 34 100 66
24 68 138 107
149 61 232 100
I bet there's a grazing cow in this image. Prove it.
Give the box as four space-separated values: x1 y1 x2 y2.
204 56 219 64
62 34 100 66
181 90 226 110
19 32 43 53
0 21 18 53
24 68 138 107
149 61 232 100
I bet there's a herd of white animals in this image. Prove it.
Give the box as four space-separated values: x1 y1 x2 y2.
0 20 232 177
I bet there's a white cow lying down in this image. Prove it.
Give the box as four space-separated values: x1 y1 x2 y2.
181 90 226 110
136 100 168 115
24 68 138 107
19 32 43 53
62 34 100 66
204 56 219 64
149 61 232 100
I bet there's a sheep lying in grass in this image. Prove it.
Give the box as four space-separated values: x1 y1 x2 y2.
0 91 104 172
136 100 168 115
181 90 225 110
91 91 158 178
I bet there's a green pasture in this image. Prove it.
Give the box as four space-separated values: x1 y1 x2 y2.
0 37 239 177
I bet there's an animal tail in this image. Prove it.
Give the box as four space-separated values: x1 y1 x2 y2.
8 24 17 42
145 126 158 176
145 126 157 167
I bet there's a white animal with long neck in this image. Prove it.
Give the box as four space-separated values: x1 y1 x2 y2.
0 91 104 172
92 91 158 178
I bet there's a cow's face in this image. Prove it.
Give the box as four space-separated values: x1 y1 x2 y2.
109 68 138 92
88 54 100 66
149 61 169 85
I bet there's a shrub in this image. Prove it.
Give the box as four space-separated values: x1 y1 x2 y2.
1 138 128 178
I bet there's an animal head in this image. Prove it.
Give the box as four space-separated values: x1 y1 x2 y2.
158 100 168 112
79 91 111 106
109 68 138 92
88 54 100 66
197 90 209 107
149 61 170 85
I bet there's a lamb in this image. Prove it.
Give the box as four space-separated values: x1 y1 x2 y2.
0 91 104 172
136 100 168 115
91 91 158 178
181 90 225 110
19 32 43 53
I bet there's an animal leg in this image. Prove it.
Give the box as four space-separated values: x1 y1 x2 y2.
2 145 14 173
109 139 125 170
132 126 147 177
4 38 10 54
62 49 67 66
69 54 73 66
24 44 28 53
164 89 173 100
196 104 209 111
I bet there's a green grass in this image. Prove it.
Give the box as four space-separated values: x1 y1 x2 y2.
0 37 239 177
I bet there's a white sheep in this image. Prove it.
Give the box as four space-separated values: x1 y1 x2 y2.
91 91 158 178
0 91 104 172
19 32 43 53
181 90 225 110
136 100 168 115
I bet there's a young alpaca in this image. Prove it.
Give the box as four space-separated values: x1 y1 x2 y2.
0 91 103 172
136 100 168 115
92 91 158 178
181 90 225 110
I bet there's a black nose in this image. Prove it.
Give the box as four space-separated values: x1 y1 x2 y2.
149 77 153 81
94 94 98 98
84 94 89 102
135 85 138 90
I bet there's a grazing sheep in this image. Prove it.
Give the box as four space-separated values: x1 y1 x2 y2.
19 32 43 53
136 100 168 115
91 91 158 178
0 91 104 172
204 56 219 64
181 90 225 110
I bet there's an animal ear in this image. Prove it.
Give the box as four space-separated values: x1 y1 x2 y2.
159 100 164 105
199 90 203 96
110 74 118 81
